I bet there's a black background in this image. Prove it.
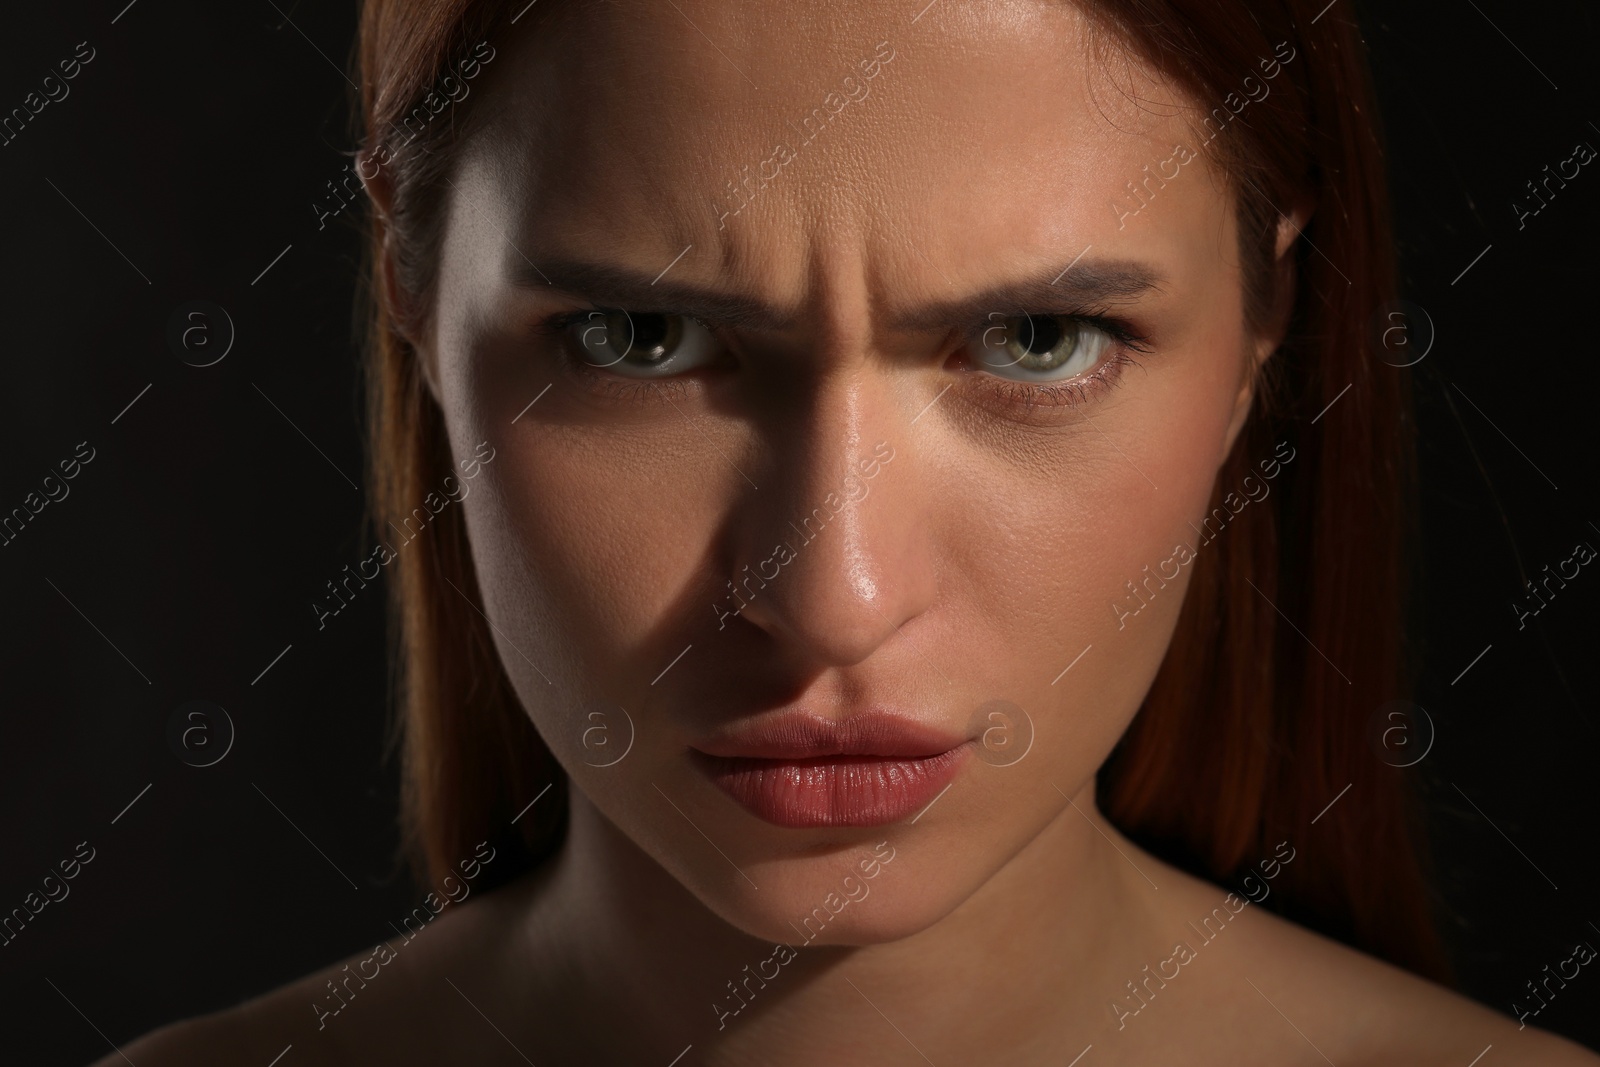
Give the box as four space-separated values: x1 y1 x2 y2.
0 1 1595 1062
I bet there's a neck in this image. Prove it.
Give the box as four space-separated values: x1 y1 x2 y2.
513 778 1163 1064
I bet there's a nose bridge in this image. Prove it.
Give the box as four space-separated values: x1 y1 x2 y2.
727 369 931 667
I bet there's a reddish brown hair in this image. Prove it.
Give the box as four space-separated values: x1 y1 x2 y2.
355 0 1450 982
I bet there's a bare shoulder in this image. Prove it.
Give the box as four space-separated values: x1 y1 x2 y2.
1142 858 1600 1065
89 960 354 1067
89 872 541 1067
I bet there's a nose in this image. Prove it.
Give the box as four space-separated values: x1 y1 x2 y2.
723 371 938 668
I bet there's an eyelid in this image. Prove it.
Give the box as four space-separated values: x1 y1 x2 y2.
957 310 1150 413
968 308 1151 353
977 350 1140 412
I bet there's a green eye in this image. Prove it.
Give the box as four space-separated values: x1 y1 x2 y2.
972 314 1112 380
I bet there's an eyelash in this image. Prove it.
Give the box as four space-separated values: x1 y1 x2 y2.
976 311 1150 411
535 308 710 404
535 306 1152 412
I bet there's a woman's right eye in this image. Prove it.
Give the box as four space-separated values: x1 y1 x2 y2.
551 308 724 379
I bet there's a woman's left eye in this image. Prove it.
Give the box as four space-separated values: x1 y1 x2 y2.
965 313 1114 382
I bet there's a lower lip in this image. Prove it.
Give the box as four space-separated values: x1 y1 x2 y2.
692 743 972 828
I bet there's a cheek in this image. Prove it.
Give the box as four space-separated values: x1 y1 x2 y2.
950 332 1247 781
455 403 735 713
435 290 740 726
1099 345 1244 633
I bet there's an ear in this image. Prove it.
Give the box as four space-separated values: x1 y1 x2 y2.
358 146 442 404
1221 198 1315 457
1260 199 1313 361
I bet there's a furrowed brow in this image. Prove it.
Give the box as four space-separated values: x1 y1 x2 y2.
509 259 800 331
509 257 1163 333
887 261 1166 332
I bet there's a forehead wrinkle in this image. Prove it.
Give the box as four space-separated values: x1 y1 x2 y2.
475 0 1217 356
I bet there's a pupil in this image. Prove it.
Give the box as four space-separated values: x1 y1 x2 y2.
1020 314 1062 355
630 313 672 362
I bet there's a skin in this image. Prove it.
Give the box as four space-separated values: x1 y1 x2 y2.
103 1 1599 1064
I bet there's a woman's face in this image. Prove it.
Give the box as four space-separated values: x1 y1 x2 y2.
423 0 1274 944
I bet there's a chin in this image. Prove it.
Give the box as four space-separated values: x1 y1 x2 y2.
690 836 978 949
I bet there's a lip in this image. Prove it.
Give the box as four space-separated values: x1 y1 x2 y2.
691 711 973 828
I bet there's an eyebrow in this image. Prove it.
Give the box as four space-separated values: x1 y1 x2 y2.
508 257 1164 332
888 261 1165 331
511 259 794 330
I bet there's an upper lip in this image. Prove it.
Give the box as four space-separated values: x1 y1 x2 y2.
692 709 968 760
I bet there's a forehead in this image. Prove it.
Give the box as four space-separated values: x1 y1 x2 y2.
455 0 1228 309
